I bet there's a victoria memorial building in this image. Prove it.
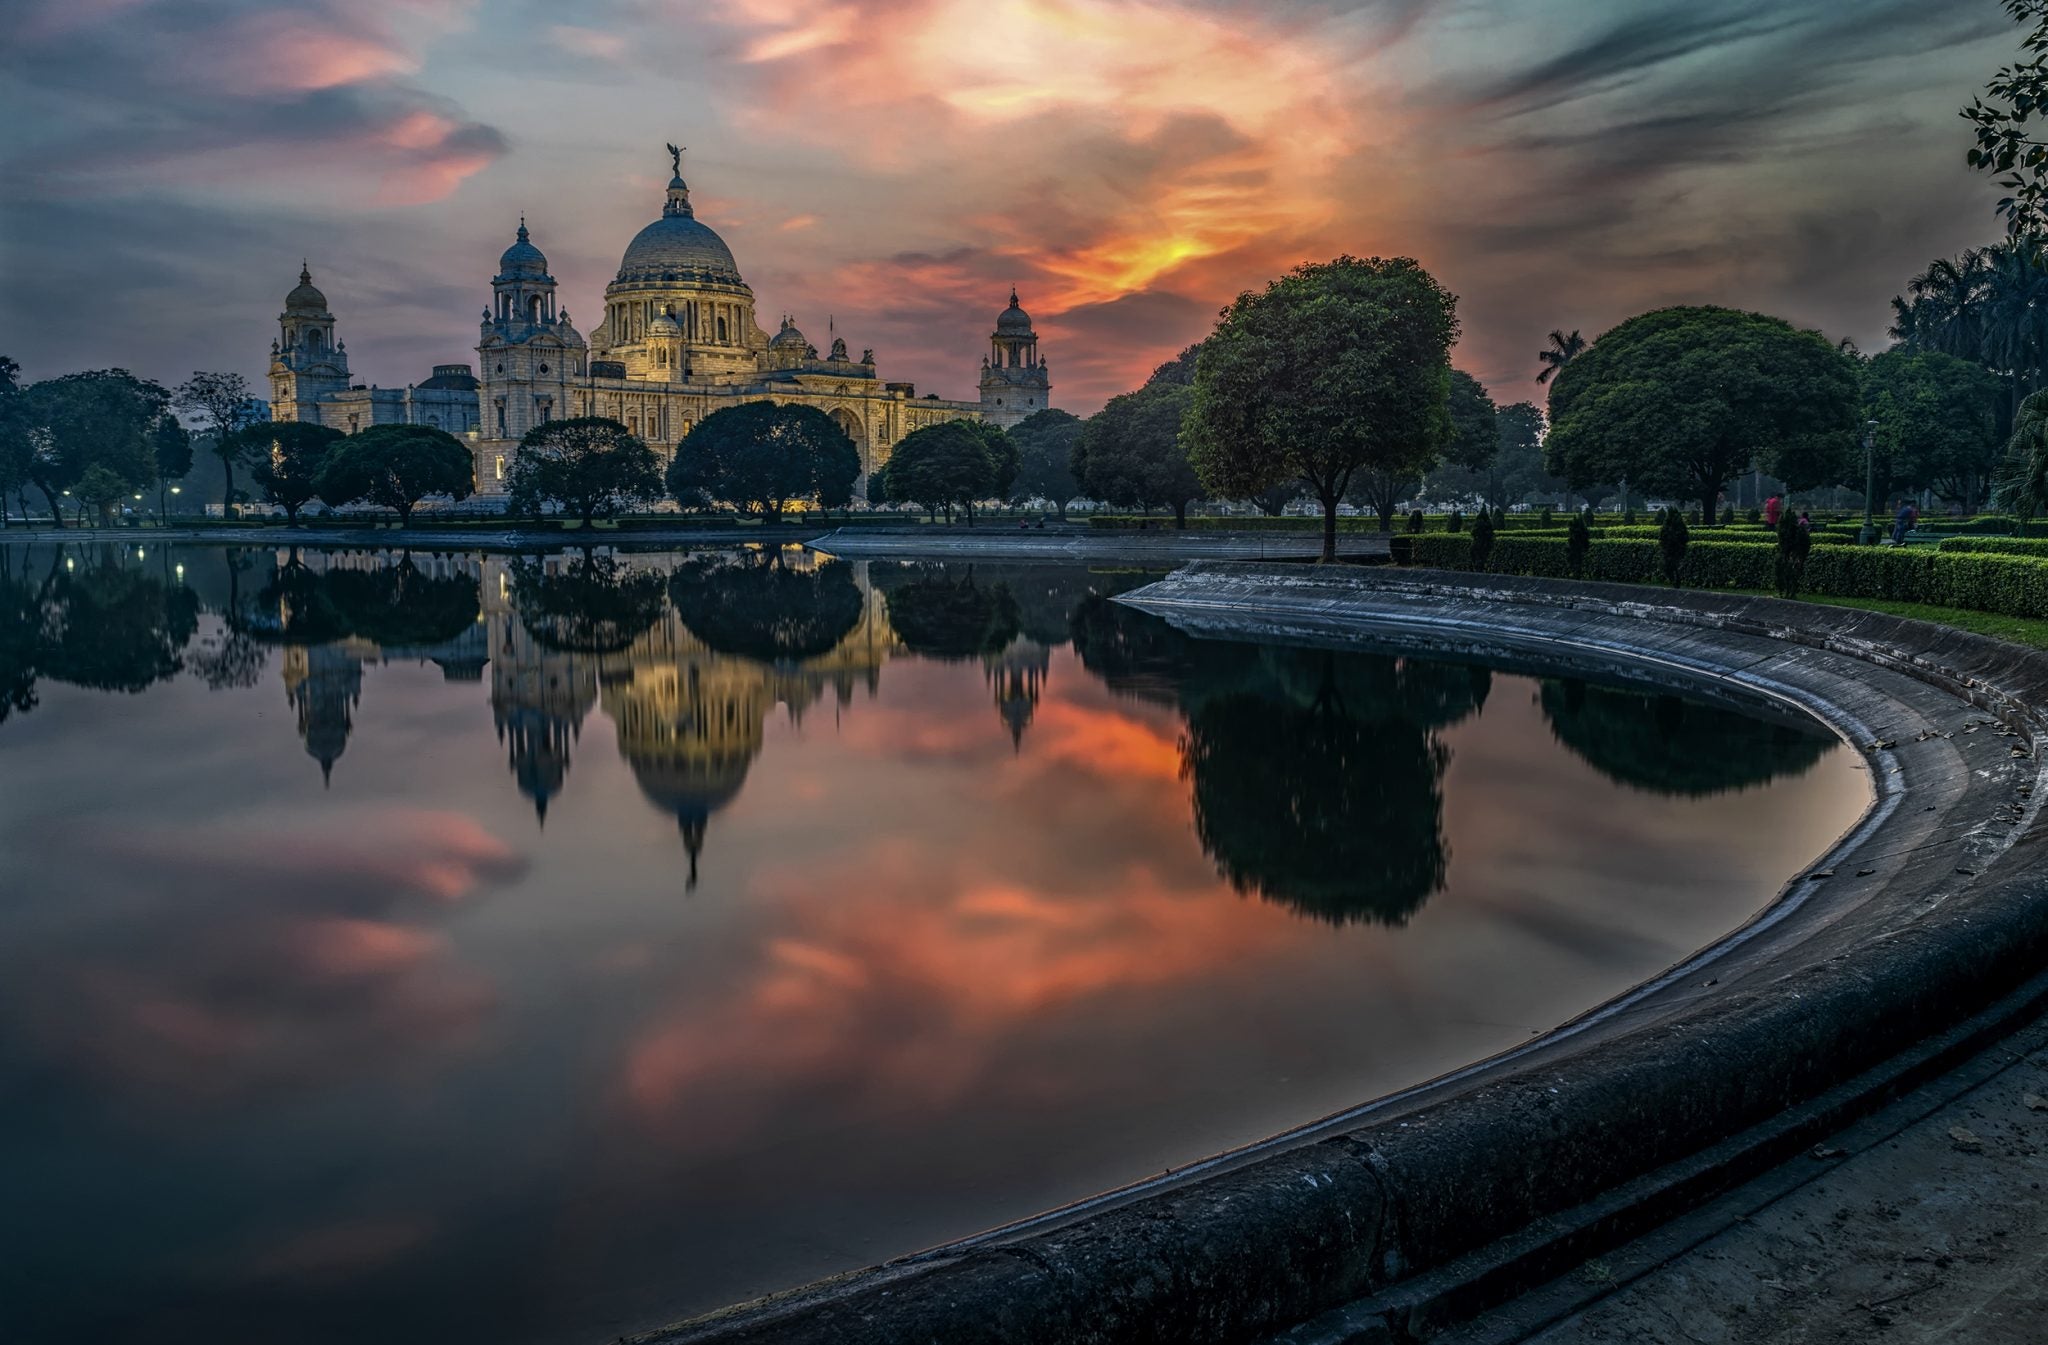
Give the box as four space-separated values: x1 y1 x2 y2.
266 152 1053 496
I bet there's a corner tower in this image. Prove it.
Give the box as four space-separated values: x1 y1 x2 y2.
269 264 351 423
476 219 585 485
979 288 1051 429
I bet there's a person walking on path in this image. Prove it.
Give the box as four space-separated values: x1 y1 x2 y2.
1892 499 1918 544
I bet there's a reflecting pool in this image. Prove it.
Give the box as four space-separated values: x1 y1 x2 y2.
0 541 1869 1345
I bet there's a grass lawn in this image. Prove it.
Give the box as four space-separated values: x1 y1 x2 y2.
1723 589 2048 650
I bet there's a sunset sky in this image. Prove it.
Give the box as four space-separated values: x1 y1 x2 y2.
0 0 2020 413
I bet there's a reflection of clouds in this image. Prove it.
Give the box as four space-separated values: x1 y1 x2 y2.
229 1215 436 1286
619 829 1306 1140
6 808 523 1105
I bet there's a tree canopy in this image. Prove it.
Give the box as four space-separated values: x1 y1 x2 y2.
175 371 257 517
1544 306 1860 521
1073 380 1201 526
243 422 343 523
873 420 1006 523
18 370 170 527
509 417 664 524
1007 407 1085 515
667 400 861 520
315 423 474 525
1184 255 1459 556
1862 349 2004 510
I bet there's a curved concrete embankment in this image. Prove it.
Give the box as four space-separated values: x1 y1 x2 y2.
631 565 2048 1345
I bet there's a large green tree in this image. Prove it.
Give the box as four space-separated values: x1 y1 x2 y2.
1544 306 1860 522
1184 255 1459 558
1413 369 1500 503
244 422 343 524
1863 349 2004 510
174 371 257 518
1008 407 1085 516
0 366 29 528
510 552 668 654
1073 381 1202 527
509 417 664 525
873 420 1003 523
666 401 860 521
315 423 474 526
20 371 169 528
962 419 1020 515
1540 680 1830 796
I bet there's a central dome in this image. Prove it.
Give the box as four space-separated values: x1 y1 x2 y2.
617 214 742 285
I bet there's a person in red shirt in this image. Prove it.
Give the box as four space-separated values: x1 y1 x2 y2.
1764 495 1783 528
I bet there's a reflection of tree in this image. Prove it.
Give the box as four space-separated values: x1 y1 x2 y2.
1540 679 1831 796
1185 685 1449 926
1183 649 1485 927
37 551 199 694
187 626 268 690
245 558 350 645
874 564 1021 659
510 552 667 654
667 549 863 662
0 545 205 727
322 559 479 647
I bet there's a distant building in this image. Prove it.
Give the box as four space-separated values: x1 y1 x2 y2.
265 150 1053 498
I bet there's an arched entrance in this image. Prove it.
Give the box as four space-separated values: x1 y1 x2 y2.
828 407 870 495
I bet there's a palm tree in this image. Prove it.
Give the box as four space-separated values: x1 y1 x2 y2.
1535 329 1586 385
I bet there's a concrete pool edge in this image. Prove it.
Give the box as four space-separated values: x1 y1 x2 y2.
628 565 2048 1345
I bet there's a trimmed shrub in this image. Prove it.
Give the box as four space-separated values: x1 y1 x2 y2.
1721 505 1736 526
1412 533 1474 569
1408 508 1425 534
1539 506 1554 528
1447 509 1465 533
1471 509 1497 570
1567 512 1591 578
1659 507 1690 585
1937 536 2048 557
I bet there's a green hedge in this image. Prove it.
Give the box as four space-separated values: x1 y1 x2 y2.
1937 536 2048 557
1409 531 2048 618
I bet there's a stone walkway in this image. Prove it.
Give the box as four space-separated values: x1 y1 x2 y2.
1444 1004 2048 1345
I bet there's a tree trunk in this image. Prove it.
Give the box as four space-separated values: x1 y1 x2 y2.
397 502 413 528
1702 490 1717 528
39 484 65 529
1174 500 1188 528
221 455 237 520
1376 501 1395 532
1319 494 1338 563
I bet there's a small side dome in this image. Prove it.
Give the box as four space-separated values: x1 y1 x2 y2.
499 219 549 278
285 263 328 314
770 315 808 349
995 286 1033 333
649 306 682 336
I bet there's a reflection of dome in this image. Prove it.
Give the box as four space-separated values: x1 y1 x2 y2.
498 220 549 278
617 180 743 284
995 287 1033 333
628 751 754 891
285 264 328 314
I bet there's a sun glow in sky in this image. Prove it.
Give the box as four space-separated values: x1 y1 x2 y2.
0 0 2019 411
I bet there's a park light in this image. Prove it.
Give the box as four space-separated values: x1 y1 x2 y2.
65 557 74 570
133 493 142 500
171 486 182 495
175 564 185 577
136 548 145 559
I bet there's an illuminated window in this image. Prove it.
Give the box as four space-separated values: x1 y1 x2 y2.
495 454 505 480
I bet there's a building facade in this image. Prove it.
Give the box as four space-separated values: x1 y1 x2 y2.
267 154 1053 499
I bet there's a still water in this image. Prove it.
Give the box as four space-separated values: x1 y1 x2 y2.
0 541 1867 1344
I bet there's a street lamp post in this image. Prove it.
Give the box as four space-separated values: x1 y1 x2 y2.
1858 420 1880 545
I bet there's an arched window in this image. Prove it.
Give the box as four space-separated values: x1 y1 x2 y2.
717 316 728 342
529 295 541 323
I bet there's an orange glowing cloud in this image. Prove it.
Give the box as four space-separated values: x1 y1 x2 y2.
220 12 418 93
707 0 1366 395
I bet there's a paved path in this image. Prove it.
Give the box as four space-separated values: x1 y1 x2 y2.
808 526 1389 562
1443 1005 2048 1345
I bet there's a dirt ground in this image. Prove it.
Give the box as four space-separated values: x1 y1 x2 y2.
1449 1010 2048 1345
